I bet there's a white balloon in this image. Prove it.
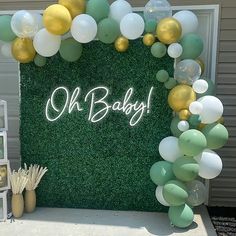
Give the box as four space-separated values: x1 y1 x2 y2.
109 0 132 23
159 136 183 163
189 101 203 115
173 10 199 37
120 13 145 40
1 43 12 58
62 31 72 40
155 186 170 206
11 10 39 38
194 149 223 179
144 0 172 22
167 43 183 58
71 14 97 44
193 79 209 94
177 121 189 132
32 13 44 31
198 96 224 124
33 28 61 57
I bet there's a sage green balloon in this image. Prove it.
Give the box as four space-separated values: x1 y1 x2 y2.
59 38 83 62
164 77 177 90
202 123 229 149
156 70 169 83
0 15 16 42
188 115 201 129
170 116 183 137
97 18 120 44
151 42 167 58
163 180 188 206
34 54 46 67
168 204 194 228
150 161 175 186
198 78 215 97
86 0 110 22
179 129 207 156
173 156 199 182
145 20 157 33
180 33 204 60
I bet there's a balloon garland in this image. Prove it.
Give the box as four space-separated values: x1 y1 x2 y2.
0 0 229 229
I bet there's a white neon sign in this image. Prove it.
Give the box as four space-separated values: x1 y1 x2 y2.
45 86 154 127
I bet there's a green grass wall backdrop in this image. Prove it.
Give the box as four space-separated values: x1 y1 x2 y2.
20 40 173 211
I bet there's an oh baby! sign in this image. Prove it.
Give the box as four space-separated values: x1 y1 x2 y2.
45 86 154 126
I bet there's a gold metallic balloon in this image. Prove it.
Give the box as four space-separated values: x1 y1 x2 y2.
168 85 196 112
179 109 191 120
196 58 205 75
12 38 36 63
198 123 206 130
143 33 155 46
156 17 182 45
43 4 72 35
115 36 129 52
59 0 86 19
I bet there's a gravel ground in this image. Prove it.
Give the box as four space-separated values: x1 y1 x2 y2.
208 207 236 236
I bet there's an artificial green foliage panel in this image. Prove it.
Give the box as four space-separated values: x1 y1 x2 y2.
20 40 173 211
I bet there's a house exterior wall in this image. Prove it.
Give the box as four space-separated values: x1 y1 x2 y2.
0 0 235 207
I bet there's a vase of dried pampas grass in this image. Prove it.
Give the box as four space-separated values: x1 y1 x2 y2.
10 169 28 218
24 164 48 213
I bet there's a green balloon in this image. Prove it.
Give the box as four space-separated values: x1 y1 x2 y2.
180 33 204 60
202 123 229 149
168 204 194 228
198 78 215 98
86 0 110 22
0 15 16 42
164 77 177 90
97 18 120 44
188 115 201 129
156 70 169 83
145 20 157 33
151 42 167 58
170 116 183 137
59 38 83 62
179 129 207 156
34 54 46 67
163 180 188 206
173 156 199 182
150 161 175 186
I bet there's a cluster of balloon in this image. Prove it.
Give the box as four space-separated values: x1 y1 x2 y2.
151 4 229 229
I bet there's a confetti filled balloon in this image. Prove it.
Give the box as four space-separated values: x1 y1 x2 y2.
196 58 205 75
43 4 72 35
59 0 86 19
12 38 36 63
156 17 182 45
114 36 129 52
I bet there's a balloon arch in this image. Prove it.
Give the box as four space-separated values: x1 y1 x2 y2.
0 0 228 229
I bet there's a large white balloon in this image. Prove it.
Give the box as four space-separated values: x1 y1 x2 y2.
193 79 209 94
33 28 61 57
194 149 223 179
71 14 97 43
11 10 39 38
189 101 203 115
198 96 224 124
158 136 183 162
109 0 132 23
186 180 206 206
168 43 183 59
1 43 12 58
155 186 170 206
144 0 172 22
120 13 145 40
173 10 199 37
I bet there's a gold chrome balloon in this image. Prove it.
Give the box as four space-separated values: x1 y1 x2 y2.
143 33 155 46
179 109 191 120
59 0 86 19
12 38 36 63
168 85 196 112
43 4 72 35
115 36 129 52
156 17 182 45
196 58 205 75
